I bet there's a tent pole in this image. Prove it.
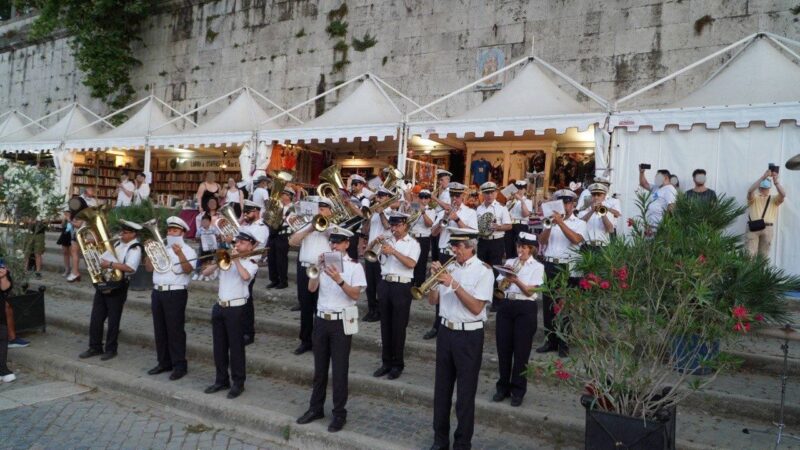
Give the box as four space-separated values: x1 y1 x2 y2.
766 36 800 63
249 88 304 125
371 75 439 120
144 143 152 184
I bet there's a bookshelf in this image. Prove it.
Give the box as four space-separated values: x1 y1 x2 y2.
70 152 136 205
151 156 241 207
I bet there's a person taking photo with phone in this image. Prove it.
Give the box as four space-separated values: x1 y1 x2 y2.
746 166 786 259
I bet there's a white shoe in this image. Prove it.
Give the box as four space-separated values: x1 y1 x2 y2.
66 273 79 282
191 274 199 281
2 373 16 383
62 269 71 277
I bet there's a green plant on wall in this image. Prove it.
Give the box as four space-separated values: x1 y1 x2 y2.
352 33 377 52
325 3 350 74
15 0 157 116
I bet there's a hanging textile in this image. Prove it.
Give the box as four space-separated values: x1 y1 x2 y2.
52 148 75 200
239 143 253 182
254 141 271 178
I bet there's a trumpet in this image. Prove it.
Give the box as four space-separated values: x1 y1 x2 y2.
306 263 321 279
364 236 388 263
542 217 553 229
411 257 456 300
596 205 608 217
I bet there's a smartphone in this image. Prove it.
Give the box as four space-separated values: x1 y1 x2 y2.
639 163 651 170
0 258 5 268
769 163 780 173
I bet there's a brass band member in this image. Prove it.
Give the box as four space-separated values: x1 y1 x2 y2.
579 183 617 248
239 199 269 346
475 180 512 275
361 187 394 323
267 187 294 290
425 182 477 341
428 227 493 450
431 169 453 263
373 212 421 380
288 197 335 355
505 179 533 258
202 231 260 399
493 232 544 407
79 220 142 361
146 217 196 380
411 189 437 286
536 190 587 357
296 226 367 433
347 174 371 261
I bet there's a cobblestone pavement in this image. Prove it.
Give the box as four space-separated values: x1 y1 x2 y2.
0 371 288 450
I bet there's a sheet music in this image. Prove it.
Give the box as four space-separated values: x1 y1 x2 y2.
200 233 218 251
297 200 319 216
323 252 344 273
541 199 566 218
501 184 518 199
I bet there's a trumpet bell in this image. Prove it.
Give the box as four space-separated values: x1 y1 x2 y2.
543 218 553 229
493 288 506 301
410 286 425 301
597 206 608 217
306 264 320 279
313 214 329 232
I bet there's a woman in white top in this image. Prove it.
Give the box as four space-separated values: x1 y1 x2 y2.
220 177 244 217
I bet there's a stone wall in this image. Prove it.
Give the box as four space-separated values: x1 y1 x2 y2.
1 0 799 127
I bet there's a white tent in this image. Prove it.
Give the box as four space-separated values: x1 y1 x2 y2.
0 104 109 153
609 33 800 276
0 110 43 142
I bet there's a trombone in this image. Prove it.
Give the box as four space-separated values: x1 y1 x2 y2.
181 248 268 271
411 256 456 300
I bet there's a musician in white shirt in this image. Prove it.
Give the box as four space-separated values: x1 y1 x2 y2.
267 187 294 290
580 183 617 247
505 180 533 258
361 187 394 323
372 212 421 380
427 227 493 450
346 174 371 261
410 189 437 286
144 216 196 381
493 232 544 407
296 226 367 433
237 199 269 346
431 169 452 264
475 181 512 277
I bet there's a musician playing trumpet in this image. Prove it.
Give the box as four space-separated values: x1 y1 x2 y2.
430 169 453 264
579 183 618 248
361 187 395 323
410 190 437 287
145 217 196 381
492 232 544 407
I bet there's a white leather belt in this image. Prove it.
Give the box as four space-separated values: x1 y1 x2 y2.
154 284 187 292
544 257 569 265
440 318 484 331
218 298 247 307
382 275 412 283
300 262 313 267
512 219 527 224
412 233 430 239
585 240 608 247
505 292 538 301
480 235 504 241
316 311 342 321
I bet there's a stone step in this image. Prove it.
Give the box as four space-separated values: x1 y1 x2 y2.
9 327 549 450
26 284 796 449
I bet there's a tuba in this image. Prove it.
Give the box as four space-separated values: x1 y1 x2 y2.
75 205 124 287
215 203 240 240
411 256 456 300
477 212 495 238
382 165 405 190
263 171 294 229
493 258 525 300
142 219 171 273
312 165 358 231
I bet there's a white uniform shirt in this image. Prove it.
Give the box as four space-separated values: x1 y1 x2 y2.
496 256 545 300
437 255 494 322
411 208 436 237
584 199 618 244
380 234 421 278
297 224 332 265
317 254 367 312
116 180 136 206
101 239 142 279
152 241 197 286
646 185 677 227
218 257 259 301
476 200 512 239
367 209 391 244
436 204 479 250
436 188 451 212
508 198 534 221
543 215 588 260
252 187 270 208
241 219 269 249
576 189 592 213
133 183 150 205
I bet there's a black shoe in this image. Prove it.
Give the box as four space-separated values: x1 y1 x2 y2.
169 370 187 381
204 383 230 394
423 328 438 340
243 335 255 346
293 343 312 355
227 385 244 399
558 347 569 358
328 416 346 432
296 409 324 425
147 365 172 375
373 366 391 377
363 313 379 323
492 391 509 402
536 343 558 354
266 281 279 289
429 444 448 450
79 348 102 359
276 283 289 289
387 368 402 380
290 304 301 312
510 396 523 407
100 351 117 361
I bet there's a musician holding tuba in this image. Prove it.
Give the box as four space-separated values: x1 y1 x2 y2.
505 180 534 258
144 217 196 381
361 187 396 323
475 182 512 292
237 199 270 346
345 174 372 262
372 212 420 381
536 189 587 358
266 187 295 291
288 197 336 355
78 220 143 362
579 182 618 249
492 232 544 407
427 227 494 450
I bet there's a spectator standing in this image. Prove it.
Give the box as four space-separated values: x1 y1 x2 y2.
220 177 244 217
1 265 16 382
746 169 786 259
116 172 136 207
638 167 677 229
27 219 46 279
685 169 717 203
56 210 74 277
194 214 220 281
133 172 151 205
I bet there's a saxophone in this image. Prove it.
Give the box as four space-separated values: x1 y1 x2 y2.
75 205 123 287
142 219 171 273
493 258 525 300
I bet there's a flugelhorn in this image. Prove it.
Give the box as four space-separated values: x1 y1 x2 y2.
364 236 388 263
411 256 456 300
142 219 171 273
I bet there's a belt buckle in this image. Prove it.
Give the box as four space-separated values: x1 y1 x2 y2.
219 301 228 308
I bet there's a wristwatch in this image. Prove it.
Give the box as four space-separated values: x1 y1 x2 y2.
337 279 345 286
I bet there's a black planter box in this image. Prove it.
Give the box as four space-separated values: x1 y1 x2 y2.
8 286 46 333
582 394 676 450
129 264 153 291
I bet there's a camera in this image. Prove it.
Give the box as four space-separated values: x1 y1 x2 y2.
639 163 651 170
769 163 780 174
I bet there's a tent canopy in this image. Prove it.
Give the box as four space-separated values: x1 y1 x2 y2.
0 104 110 153
0 111 41 141
611 33 800 131
408 56 608 139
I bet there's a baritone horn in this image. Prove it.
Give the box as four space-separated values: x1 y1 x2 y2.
142 219 171 273
215 203 240 240
411 257 456 300
75 205 124 286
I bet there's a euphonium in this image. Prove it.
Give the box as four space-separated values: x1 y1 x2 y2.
382 165 404 190
316 164 355 225
493 259 524 300
75 205 123 286
411 256 456 300
215 203 240 240
142 219 171 273
263 171 294 229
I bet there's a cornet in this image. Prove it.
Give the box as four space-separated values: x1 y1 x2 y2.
411 257 456 300
306 263 321 279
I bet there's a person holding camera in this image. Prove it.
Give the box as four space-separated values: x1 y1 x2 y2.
0 264 15 383
638 165 677 229
746 167 786 259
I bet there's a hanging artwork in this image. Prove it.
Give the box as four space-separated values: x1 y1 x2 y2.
475 46 506 91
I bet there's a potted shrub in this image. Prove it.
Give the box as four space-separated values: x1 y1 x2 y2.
535 193 800 450
0 159 64 332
